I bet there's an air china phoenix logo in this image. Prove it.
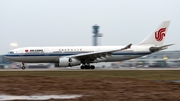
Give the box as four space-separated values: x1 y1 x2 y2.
155 28 166 41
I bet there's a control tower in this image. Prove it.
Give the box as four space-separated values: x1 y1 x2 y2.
92 25 102 46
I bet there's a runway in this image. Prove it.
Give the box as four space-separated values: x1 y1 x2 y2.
1 67 180 71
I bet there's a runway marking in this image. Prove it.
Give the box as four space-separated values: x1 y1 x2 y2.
0 95 83 100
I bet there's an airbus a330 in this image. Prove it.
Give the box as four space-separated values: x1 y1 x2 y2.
4 21 173 70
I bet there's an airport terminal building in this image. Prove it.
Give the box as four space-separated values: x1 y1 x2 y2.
0 55 12 68
114 51 180 68
140 51 180 60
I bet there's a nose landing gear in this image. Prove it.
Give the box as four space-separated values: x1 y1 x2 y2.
21 62 26 70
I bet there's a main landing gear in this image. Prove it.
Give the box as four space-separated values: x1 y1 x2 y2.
21 62 26 70
80 64 95 69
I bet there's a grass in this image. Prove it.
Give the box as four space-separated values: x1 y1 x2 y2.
0 70 180 80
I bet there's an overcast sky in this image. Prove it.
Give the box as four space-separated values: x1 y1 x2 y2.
0 0 180 54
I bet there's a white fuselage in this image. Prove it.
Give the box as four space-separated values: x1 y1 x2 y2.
3 21 171 69
4 45 153 63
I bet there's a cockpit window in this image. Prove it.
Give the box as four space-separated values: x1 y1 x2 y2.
9 51 14 54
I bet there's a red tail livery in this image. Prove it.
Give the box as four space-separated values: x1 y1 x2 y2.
155 28 166 41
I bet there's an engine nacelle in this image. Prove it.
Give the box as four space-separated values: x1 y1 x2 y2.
59 57 81 67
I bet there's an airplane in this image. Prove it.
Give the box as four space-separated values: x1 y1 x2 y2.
4 21 173 70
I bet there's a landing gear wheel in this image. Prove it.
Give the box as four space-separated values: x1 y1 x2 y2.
90 65 95 69
85 65 90 69
80 64 95 69
80 65 85 69
22 66 25 70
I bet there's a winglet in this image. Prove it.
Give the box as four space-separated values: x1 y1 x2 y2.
121 44 132 50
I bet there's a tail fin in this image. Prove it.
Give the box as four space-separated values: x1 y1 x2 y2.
138 21 170 46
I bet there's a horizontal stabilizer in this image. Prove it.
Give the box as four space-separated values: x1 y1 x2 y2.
149 44 174 52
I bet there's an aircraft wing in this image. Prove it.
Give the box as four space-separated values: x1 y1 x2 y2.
67 44 132 62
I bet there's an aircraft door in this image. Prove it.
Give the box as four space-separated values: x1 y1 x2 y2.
132 47 137 53
16 49 25 57
19 49 24 56
19 49 23 53
44 48 49 56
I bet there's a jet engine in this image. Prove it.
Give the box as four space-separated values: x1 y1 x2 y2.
59 57 81 67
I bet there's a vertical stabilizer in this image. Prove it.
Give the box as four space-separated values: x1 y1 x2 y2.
138 21 170 46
